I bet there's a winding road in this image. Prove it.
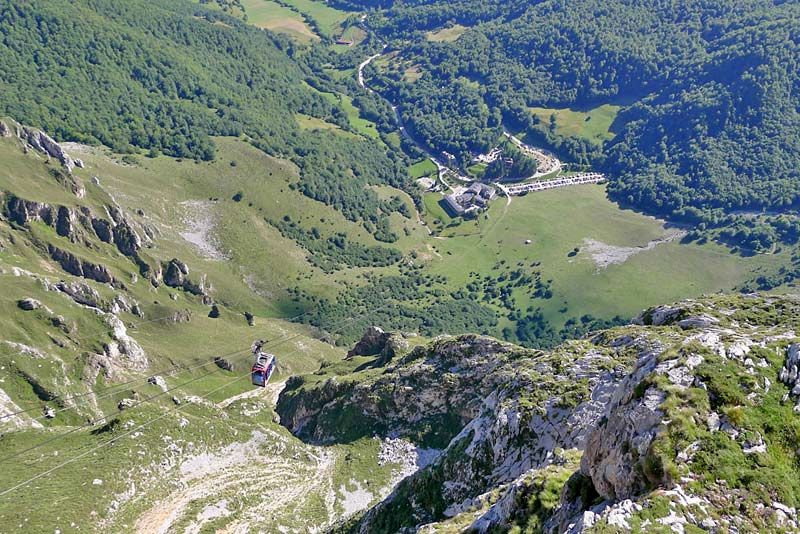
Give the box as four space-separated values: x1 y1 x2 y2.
357 51 605 203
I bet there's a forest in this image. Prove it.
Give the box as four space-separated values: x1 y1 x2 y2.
0 0 409 240
352 0 800 246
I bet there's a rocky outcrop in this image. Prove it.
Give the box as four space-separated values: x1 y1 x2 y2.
579 348 670 502
91 218 113 243
55 206 74 238
4 195 55 226
162 258 207 296
48 280 104 309
48 245 114 284
17 124 76 173
214 357 234 371
780 343 800 412
320 295 800 534
0 120 12 137
17 298 41 311
112 220 142 257
347 335 637 532
346 326 391 358
86 314 149 383
163 258 189 287
346 326 410 364
0 193 176 287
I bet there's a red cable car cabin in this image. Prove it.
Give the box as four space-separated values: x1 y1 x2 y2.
251 352 276 387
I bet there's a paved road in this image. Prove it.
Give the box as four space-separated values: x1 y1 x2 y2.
358 53 603 201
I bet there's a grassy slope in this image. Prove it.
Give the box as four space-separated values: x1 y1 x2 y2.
528 103 621 143
279 0 350 39
426 25 468 42
241 0 319 43
0 133 416 531
422 185 784 329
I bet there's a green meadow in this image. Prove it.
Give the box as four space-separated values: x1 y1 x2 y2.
426 24 468 42
240 0 319 42
421 185 785 329
528 104 621 144
278 0 350 39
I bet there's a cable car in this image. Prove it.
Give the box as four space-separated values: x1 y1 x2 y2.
251 351 276 388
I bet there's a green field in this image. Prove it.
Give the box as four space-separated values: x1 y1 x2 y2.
426 24 468 42
409 158 438 179
528 103 621 143
278 0 350 38
422 185 784 329
311 86 381 140
467 162 487 178
241 0 319 42
296 113 360 138
421 192 453 229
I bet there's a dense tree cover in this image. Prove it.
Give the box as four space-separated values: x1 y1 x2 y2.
294 269 499 344
509 310 627 350
482 141 538 182
352 0 800 235
271 216 402 272
0 0 409 238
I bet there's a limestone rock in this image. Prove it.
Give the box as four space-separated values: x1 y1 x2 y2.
147 375 168 392
112 221 141 257
347 326 390 358
17 298 41 311
4 195 54 226
677 314 720 329
19 126 76 173
118 398 137 410
163 258 188 287
580 349 668 501
635 305 683 326
55 206 75 238
48 245 114 284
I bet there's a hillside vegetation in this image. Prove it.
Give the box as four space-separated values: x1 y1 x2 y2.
283 294 800 534
0 0 408 241
356 0 800 249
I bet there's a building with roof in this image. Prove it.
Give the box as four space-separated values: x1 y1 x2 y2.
440 183 496 218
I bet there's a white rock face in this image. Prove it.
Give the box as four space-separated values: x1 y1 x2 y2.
20 126 76 173
581 347 666 501
147 375 168 392
0 387 44 431
779 344 800 411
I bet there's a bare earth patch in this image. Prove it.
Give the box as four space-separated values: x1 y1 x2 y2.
582 228 686 270
179 200 228 261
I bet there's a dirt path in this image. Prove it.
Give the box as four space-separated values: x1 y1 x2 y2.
133 428 337 534
132 378 345 533
215 380 285 410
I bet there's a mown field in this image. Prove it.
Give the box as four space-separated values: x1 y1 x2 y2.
241 0 319 43
409 158 437 179
528 104 622 144
426 24 468 42
278 0 350 38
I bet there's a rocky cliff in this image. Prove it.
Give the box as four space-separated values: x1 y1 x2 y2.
279 295 800 533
